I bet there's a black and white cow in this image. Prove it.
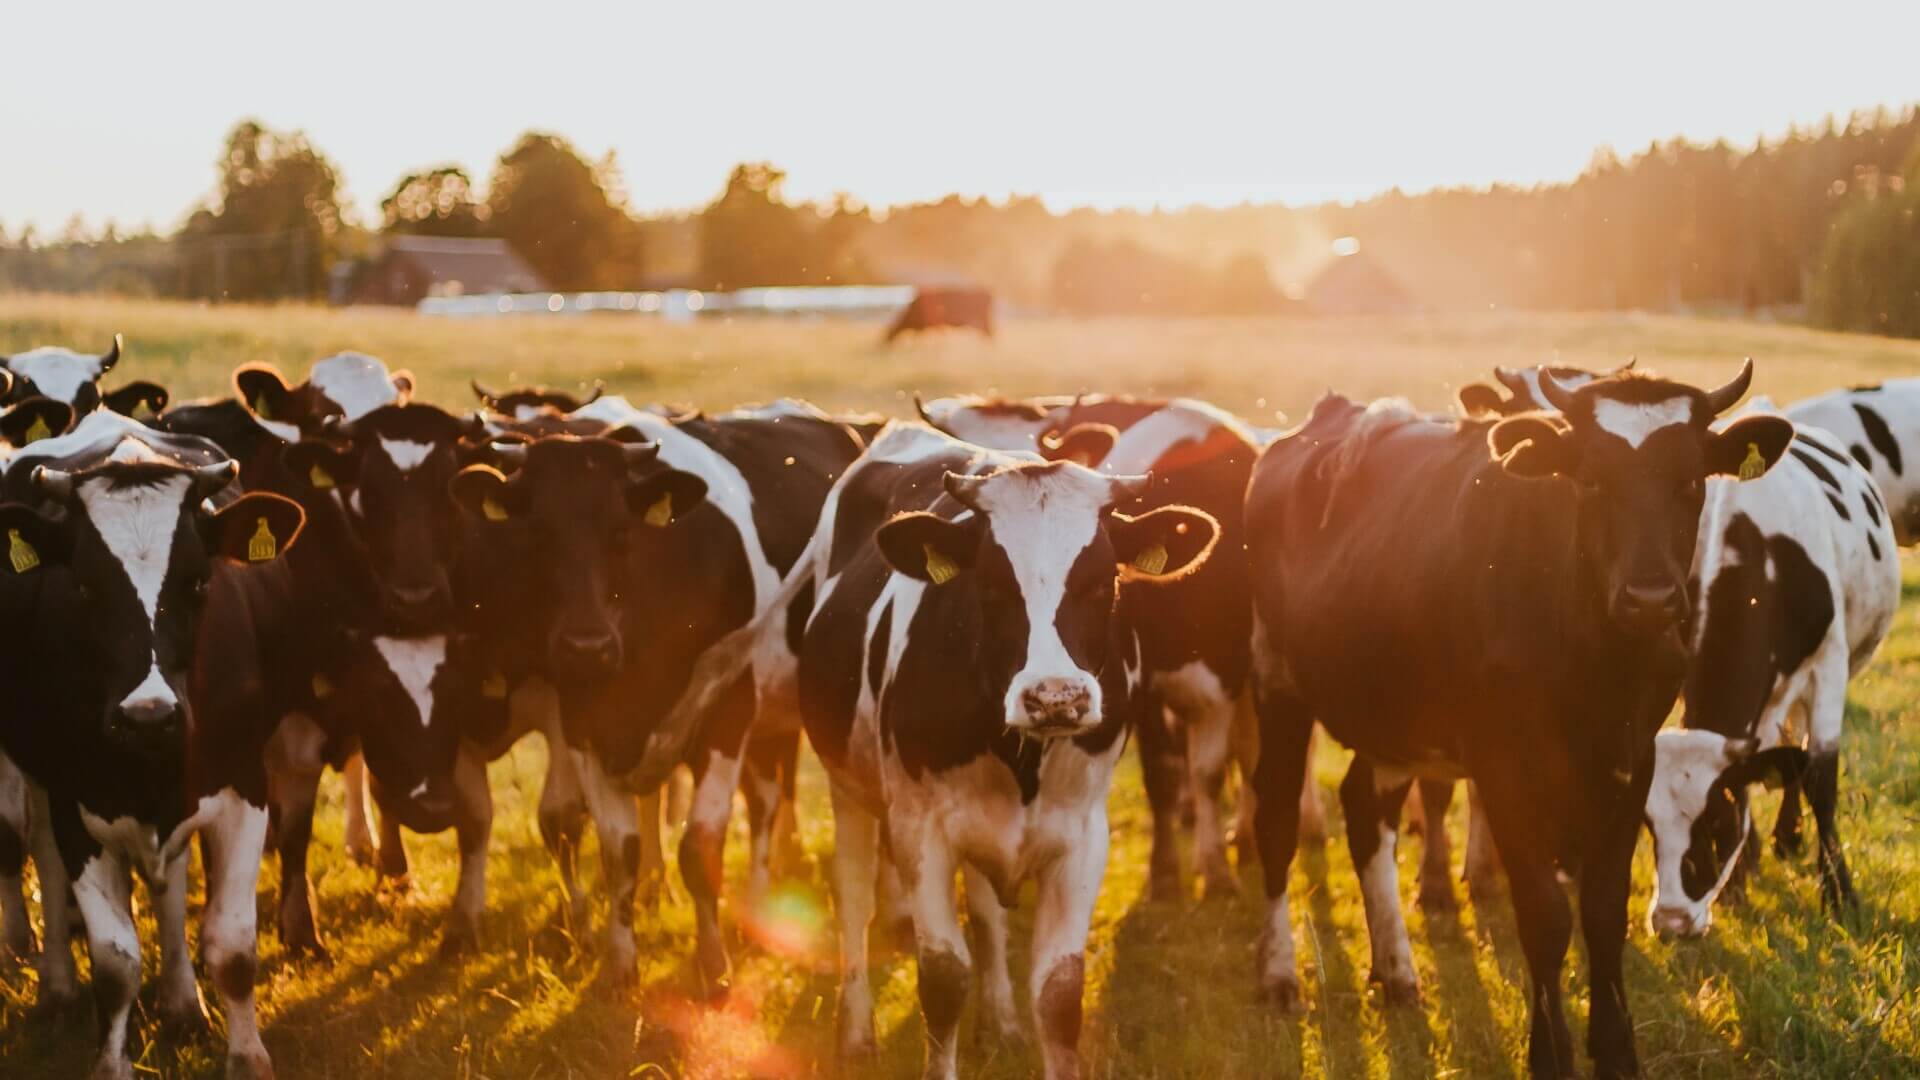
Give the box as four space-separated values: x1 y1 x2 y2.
1244 365 1790 1079
453 396 865 991
0 335 171 439
0 409 305 1080
917 394 1316 898
1644 399 1898 936
471 378 604 422
783 423 1217 1078
1781 380 1920 543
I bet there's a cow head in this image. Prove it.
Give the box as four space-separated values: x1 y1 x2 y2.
101 381 171 423
286 403 485 628
875 461 1218 737
0 452 303 751
234 353 415 442
0 397 77 449
450 435 709 683
1488 361 1792 651
2 335 120 413
1645 729 1808 938
914 395 1069 451
471 379 604 422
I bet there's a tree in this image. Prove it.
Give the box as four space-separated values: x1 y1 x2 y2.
1810 176 1920 338
697 163 816 290
487 133 644 289
178 119 345 301
381 167 490 237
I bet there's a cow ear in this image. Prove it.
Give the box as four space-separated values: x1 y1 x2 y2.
0 502 73 573
1456 383 1508 418
876 511 980 584
101 381 170 423
1491 416 1571 477
233 364 294 422
627 470 708 527
1110 505 1220 581
1709 415 1794 481
0 369 13 403
1718 744 1808 792
0 398 74 447
451 465 520 522
282 438 358 493
207 492 306 564
390 370 416 402
1040 422 1118 467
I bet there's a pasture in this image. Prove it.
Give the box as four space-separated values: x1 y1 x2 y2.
2 294 1919 1078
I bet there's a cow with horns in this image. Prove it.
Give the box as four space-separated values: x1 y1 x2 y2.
1245 363 1790 1079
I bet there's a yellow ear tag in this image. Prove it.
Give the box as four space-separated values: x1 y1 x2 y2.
481 671 508 699
481 495 509 522
23 415 50 444
132 400 154 421
310 673 333 700
1737 442 1767 482
644 492 673 527
309 464 334 490
253 396 273 420
1132 541 1169 575
247 517 277 562
8 529 39 574
924 543 959 585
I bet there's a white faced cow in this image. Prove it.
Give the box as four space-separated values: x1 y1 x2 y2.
788 423 1217 1079
0 409 305 1080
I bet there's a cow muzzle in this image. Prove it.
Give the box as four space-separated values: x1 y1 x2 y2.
1609 579 1687 636
383 579 453 629
1648 903 1710 940
109 698 182 748
550 627 624 679
1008 675 1100 737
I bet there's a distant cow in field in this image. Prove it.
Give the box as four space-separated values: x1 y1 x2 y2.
884 287 994 344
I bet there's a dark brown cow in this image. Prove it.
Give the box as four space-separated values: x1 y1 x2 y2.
884 287 995 343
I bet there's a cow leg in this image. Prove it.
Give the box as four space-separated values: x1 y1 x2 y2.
199 792 274 1080
1132 687 1185 899
0 752 34 959
678 674 756 997
895 819 967 1080
1342 759 1419 1003
264 713 329 958
1807 747 1854 911
154 851 207 1035
1177 686 1239 897
576 753 641 987
1579 785 1643 1080
443 742 493 955
1772 776 1806 858
375 798 410 882
1030 809 1108 1080
72 850 141 1080
962 863 1022 1047
741 728 802 903
534 705 590 926
634 787 668 910
340 753 376 866
1476 776 1575 1079
27 782 79 1009
1414 779 1456 910
1296 724 1326 846
828 780 880 1060
1462 781 1503 900
1249 687 1315 1009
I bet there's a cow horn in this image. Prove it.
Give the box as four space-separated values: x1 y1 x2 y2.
1614 356 1637 375
488 441 528 468
1702 358 1754 417
191 460 240 499
620 440 661 467
32 466 73 501
470 379 500 407
1539 369 1580 413
1493 366 1527 394
580 381 605 408
100 333 122 372
943 470 987 509
912 394 933 424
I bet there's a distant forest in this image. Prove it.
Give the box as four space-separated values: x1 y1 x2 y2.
3 107 1919 334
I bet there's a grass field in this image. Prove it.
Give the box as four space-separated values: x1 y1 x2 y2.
2 294 1919 1078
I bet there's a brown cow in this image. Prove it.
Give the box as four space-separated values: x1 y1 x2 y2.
884 287 994 343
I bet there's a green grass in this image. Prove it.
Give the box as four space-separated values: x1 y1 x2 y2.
2 295 1919 1077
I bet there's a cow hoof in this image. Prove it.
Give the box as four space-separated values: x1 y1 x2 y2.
1260 975 1305 1013
1372 972 1421 1006
839 1035 878 1064
88 1053 136 1080
344 839 376 868
439 921 480 958
226 1048 276 1080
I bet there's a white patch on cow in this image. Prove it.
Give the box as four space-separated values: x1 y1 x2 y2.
378 437 433 472
1592 395 1693 448
917 395 1074 451
80 470 193 707
1517 367 1597 410
79 808 164 882
967 465 1115 730
409 780 429 800
1786 380 1920 545
373 635 448 728
5 346 104 405
1099 399 1256 476
725 398 833 423
309 352 400 420
511 403 547 421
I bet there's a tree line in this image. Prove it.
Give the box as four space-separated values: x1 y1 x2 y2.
2 109 1918 333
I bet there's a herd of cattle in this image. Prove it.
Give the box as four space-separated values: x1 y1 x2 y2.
0 336 1913 1080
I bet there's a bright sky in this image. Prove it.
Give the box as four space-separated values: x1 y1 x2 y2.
8 1 1919 235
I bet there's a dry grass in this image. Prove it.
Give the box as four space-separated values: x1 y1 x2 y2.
1 294 1918 1078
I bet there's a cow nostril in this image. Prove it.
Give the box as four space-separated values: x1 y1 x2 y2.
392 585 441 608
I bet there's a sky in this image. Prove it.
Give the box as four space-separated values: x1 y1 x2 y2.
8 1 1920 235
